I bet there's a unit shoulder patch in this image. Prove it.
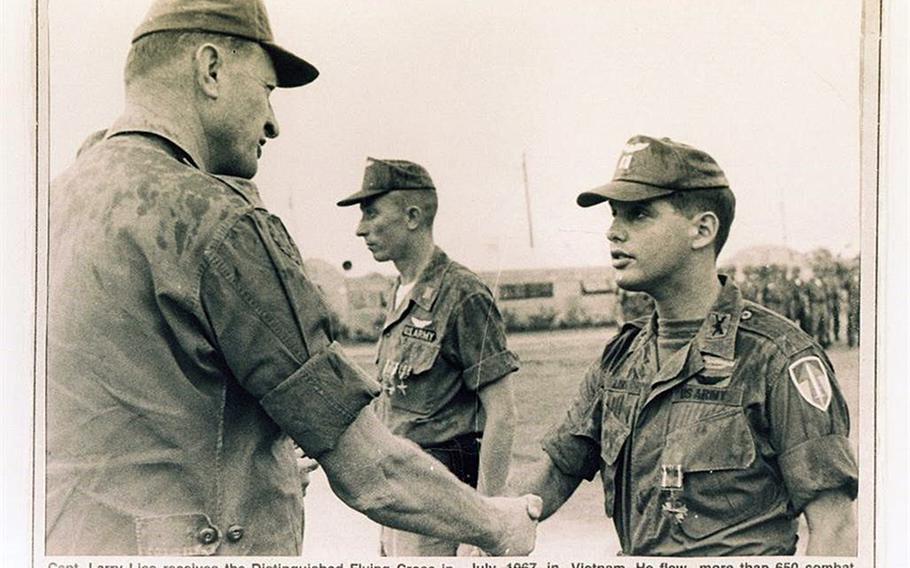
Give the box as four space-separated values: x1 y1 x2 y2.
788 356 832 411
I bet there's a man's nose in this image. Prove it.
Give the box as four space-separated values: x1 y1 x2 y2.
355 219 368 237
607 219 625 243
265 105 280 139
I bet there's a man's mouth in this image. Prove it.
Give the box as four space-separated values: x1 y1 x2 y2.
611 250 634 269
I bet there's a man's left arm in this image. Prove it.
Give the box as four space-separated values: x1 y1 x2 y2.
768 347 859 555
452 291 520 496
804 489 857 555
477 376 516 496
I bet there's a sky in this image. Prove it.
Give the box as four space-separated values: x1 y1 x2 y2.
47 0 865 276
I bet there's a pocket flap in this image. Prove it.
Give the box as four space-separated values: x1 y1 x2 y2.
398 340 441 375
663 408 755 473
600 408 631 466
135 513 220 556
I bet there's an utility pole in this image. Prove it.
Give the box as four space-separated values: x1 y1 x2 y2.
522 152 535 249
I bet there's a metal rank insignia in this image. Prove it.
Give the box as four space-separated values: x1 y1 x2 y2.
660 464 688 524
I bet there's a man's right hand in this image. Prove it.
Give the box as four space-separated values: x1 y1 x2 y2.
484 494 543 556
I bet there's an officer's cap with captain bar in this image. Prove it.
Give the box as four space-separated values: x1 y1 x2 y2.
577 135 730 206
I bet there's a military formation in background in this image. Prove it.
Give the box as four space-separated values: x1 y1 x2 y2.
616 256 860 349
735 260 861 348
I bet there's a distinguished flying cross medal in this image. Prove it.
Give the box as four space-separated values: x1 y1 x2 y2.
660 464 687 523
381 360 413 395
788 356 832 411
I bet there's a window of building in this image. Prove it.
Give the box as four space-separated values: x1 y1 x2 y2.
499 282 554 300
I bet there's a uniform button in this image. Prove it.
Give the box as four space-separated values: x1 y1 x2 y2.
226 524 245 542
741 309 752 320
197 527 218 545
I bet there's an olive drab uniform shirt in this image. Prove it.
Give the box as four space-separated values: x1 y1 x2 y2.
47 110 379 556
543 277 857 556
373 248 519 447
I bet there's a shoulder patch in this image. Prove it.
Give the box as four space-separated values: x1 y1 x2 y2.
788 356 832 411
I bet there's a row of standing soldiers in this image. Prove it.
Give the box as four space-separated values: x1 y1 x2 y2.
616 263 860 348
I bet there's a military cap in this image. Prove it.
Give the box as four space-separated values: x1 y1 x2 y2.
133 0 318 88
337 158 435 207
577 135 729 206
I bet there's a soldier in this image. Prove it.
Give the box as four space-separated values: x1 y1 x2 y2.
826 273 843 343
338 158 519 556
510 135 857 556
46 0 540 555
760 277 788 319
806 276 832 348
846 268 861 348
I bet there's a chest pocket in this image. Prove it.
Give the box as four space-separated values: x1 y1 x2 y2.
599 405 631 518
661 407 775 540
384 339 444 415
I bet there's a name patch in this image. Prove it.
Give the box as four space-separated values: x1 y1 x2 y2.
605 378 641 394
402 325 437 343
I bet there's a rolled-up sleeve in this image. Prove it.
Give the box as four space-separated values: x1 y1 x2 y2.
541 361 603 481
769 348 858 512
450 292 519 391
201 214 379 458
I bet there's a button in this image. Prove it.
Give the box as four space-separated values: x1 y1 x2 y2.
226 524 245 543
197 527 218 545
741 309 753 321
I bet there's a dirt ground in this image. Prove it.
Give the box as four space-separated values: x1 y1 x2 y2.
300 326 861 558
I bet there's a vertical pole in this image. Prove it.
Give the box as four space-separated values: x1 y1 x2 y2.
522 152 535 248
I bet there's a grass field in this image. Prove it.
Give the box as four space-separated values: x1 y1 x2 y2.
301 326 860 558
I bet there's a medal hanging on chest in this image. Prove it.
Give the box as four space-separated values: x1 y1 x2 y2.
659 464 688 523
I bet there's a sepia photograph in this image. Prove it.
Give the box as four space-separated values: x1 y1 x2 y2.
2 0 905 565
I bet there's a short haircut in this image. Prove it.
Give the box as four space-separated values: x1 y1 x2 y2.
391 190 438 228
665 187 736 255
124 31 257 86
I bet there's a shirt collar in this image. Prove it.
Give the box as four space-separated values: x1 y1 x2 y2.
408 247 451 311
635 273 743 361
105 105 264 208
693 274 744 361
106 103 207 171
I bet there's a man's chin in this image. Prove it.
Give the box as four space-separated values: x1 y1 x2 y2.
616 276 648 294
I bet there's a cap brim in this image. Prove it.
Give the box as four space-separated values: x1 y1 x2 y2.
262 42 319 88
576 180 674 207
336 188 391 207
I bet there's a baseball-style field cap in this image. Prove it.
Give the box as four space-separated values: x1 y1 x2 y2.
133 0 319 88
577 135 729 207
337 158 436 207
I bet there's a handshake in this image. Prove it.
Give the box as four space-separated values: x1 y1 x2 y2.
482 494 544 556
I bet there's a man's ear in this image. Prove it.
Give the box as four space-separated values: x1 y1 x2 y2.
194 43 223 99
690 211 719 252
405 205 423 230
